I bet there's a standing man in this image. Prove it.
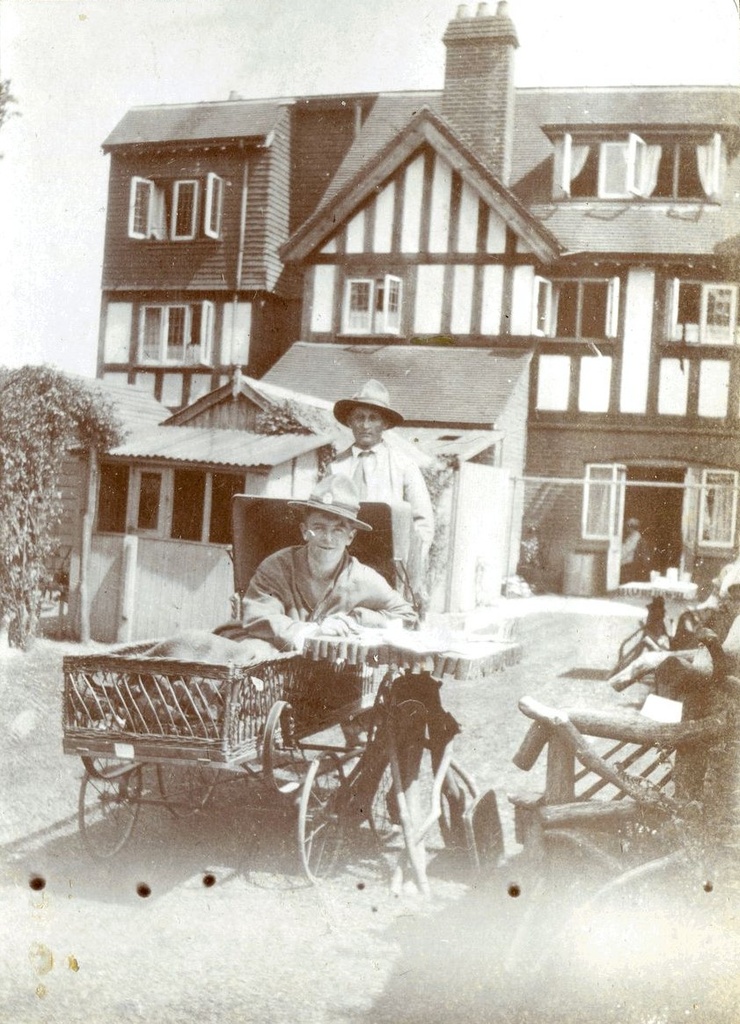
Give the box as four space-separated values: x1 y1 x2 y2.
329 380 434 608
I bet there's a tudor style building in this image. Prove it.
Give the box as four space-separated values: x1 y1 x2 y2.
97 1 740 595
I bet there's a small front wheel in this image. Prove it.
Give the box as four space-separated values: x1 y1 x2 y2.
78 764 142 859
262 700 306 795
297 755 346 883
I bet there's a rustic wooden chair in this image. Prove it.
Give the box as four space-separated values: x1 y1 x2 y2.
509 684 733 882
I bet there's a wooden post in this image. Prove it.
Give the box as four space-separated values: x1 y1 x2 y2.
78 449 98 644
117 534 138 643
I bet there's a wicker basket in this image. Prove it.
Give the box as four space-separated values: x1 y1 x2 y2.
62 653 380 766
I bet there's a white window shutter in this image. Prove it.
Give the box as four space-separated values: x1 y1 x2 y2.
627 134 646 195
554 132 572 198
128 177 153 239
383 275 402 334
200 301 214 363
606 276 621 338
531 276 552 335
205 173 224 239
667 277 681 341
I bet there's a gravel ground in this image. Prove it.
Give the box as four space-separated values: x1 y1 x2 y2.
1 597 739 1024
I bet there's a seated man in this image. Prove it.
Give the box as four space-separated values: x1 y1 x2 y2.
119 476 417 666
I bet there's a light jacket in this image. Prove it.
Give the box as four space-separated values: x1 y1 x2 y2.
237 545 417 650
329 441 434 548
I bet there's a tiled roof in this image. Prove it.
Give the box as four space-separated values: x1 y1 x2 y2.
318 92 440 208
528 202 740 256
102 99 289 148
109 425 332 468
77 378 170 435
262 342 531 427
319 86 740 205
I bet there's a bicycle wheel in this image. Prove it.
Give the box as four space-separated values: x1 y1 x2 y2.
262 700 307 796
78 764 142 859
297 754 346 883
156 763 219 818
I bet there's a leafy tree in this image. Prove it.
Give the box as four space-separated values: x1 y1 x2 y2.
0 366 124 648
0 79 18 143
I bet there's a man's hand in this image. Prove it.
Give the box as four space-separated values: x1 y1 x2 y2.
318 613 361 637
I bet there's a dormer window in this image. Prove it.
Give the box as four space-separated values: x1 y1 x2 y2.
554 131 724 201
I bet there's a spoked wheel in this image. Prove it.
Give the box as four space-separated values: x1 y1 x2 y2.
78 764 142 859
156 763 220 818
439 761 479 849
368 756 477 849
81 756 127 780
262 700 307 796
297 754 346 883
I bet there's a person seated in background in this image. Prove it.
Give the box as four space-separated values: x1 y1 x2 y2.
620 517 651 584
117 476 417 667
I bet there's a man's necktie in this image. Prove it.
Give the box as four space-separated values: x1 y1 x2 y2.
353 451 373 500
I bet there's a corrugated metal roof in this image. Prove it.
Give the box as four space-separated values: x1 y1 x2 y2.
109 425 333 468
103 98 288 148
262 343 531 426
397 427 504 461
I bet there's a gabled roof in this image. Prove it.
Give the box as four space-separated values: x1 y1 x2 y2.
102 98 290 149
262 342 532 428
164 372 339 435
281 105 561 264
108 425 333 469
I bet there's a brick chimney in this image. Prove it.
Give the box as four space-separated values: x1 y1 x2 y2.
441 1 519 184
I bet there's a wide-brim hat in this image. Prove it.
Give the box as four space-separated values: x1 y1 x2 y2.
288 475 372 531
333 379 404 428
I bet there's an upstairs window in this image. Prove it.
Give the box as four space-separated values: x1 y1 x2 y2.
342 275 402 335
171 180 199 240
138 301 214 365
533 276 620 340
128 174 224 240
666 281 738 345
556 131 724 201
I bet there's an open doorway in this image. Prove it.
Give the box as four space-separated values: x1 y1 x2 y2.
624 466 684 575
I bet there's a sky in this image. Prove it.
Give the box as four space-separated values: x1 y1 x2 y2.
1 0 739 377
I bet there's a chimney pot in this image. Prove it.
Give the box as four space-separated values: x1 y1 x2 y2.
496 0 509 12
477 2 491 15
456 4 470 16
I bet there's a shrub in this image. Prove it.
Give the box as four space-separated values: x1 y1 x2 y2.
0 367 123 648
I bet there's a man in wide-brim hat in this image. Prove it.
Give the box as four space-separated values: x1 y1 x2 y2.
117 475 416 666
329 380 434 601
222 474 417 650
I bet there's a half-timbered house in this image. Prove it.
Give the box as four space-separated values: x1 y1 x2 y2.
96 1 740 596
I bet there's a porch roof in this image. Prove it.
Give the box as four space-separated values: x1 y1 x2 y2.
108 425 333 469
